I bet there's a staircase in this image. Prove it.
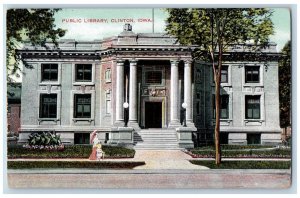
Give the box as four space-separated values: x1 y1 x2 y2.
134 129 180 150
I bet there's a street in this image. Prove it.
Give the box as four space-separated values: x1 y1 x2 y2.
7 169 291 189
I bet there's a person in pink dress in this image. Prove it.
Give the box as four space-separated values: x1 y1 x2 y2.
89 130 98 160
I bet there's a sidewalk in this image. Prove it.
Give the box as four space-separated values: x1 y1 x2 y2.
7 150 291 170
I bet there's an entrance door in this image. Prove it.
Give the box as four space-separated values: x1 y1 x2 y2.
145 102 162 128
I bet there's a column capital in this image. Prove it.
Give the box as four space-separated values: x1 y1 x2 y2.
116 59 125 64
184 59 193 65
170 59 180 66
129 59 138 65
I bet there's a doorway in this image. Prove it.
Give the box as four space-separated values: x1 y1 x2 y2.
145 102 162 128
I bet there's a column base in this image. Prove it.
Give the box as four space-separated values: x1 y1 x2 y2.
185 121 197 131
168 120 181 128
176 127 196 149
128 121 140 131
114 120 125 127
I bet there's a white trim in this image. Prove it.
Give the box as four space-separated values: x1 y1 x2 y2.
72 62 95 86
37 90 61 125
38 62 62 86
242 64 264 87
242 92 265 126
70 90 96 124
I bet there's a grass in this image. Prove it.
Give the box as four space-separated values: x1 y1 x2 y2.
7 161 145 169
189 146 291 158
192 145 277 150
190 160 291 169
7 145 135 159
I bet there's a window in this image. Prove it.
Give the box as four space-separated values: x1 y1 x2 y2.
74 94 91 118
221 66 228 83
105 69 111 82
245 66 259 83
247 133 261 144
106 90 111 114
74 133 90 144
75 64 92 82
245 96 260 119
145 71 162 84
213 95 229 119
220 133 229 144
40 94 57 118
41 64 58 81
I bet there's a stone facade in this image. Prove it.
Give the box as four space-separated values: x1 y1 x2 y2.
18 24 282 148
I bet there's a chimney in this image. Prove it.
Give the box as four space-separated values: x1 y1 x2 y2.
123 24 132 32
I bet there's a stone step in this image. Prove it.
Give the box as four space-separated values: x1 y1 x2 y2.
134 129 179 150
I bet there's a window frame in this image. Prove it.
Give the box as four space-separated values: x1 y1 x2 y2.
145 71 163 85
247 133 261 145
39 94 57 118
74 133 90 145
75 64 93 82
74 94 92 118
245 95 261 119
41 63 58 82
212 94 229 119
245 66 260 83
105 68 112 83
221 66 228 83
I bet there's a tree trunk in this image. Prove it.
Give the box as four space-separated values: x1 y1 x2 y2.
214 43 223 165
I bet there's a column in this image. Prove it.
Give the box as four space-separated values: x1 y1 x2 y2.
170 60 180 126
184 59 193 123
115 60 124 124
129 60 138 124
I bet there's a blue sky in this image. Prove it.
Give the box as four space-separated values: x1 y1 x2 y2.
54 8 290 51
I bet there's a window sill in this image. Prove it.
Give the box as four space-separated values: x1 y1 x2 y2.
39 82 61 86
38 118 60 124
211 83 232 87
244 119 264 123
211 119 232 123
243 83 263 87
73 118 94 122
73 82 95 86
38 118 60 121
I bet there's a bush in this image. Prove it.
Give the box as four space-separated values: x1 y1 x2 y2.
7 161 145 169
188 147 291 158
7 145 135 159
26 131 62 147
190 160 291 169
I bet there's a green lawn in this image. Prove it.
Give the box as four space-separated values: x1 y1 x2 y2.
190 160 291 169
7 161 145 169
7 145 135 159
189 146 291 158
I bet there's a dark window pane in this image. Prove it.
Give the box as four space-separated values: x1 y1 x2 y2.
74 133 90 144
145 71 162 84
247 134 261 144
41 64 58 81
40 94 57 118
76 64 92 81
213 94 229 119
245 66 260 83
245 96 260 119
221 66 228 83
74 94 91 118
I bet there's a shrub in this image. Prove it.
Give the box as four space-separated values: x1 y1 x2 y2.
7 145 135 159
7 161 145 169
190 160 291 169
23 132 64 151
189 148 291 158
